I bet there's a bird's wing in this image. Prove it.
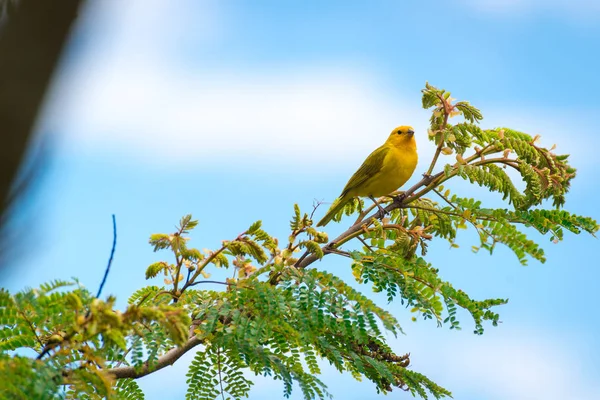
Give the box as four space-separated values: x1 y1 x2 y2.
340 144 389 197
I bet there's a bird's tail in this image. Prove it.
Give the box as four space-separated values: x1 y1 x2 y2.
316 195 351 227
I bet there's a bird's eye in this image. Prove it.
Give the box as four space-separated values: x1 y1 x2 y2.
397 130 402 135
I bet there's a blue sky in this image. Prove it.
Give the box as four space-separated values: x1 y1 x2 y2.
5 0 600 399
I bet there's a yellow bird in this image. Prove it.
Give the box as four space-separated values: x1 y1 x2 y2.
317 125 418 227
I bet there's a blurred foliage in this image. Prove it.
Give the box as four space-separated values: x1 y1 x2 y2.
1 84 597 399
0 0 84 269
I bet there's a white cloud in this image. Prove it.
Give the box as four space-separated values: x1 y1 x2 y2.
48 54 598 177
47 50 596 176
73 0 224 55
40 0 431 171
49 60 429 169
41 0 597 175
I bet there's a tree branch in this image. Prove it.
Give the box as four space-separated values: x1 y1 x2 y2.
293 150 521 271
293 173 442 270
108 336 202 379
103 122 541 384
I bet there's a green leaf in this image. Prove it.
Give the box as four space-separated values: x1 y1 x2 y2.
145 262 167 280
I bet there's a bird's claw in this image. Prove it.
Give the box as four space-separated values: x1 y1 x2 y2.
375 204 388 219
393 192 407 205
422 173 435 185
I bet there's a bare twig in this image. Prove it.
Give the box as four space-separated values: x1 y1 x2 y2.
432 188 455 209
96 215 117 299
184 267 193 286
52 213 118 359
114 337 141 368
356 235 375 253
310 199 324 221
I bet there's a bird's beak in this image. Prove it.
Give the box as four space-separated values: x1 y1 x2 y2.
407 129 415 136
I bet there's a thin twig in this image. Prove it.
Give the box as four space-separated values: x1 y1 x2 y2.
179 231 245 294
407 204 464 219
171 222 190 296
184 268 193 287
328 248 352 258
96 214 117 299
310 199 324 221
17 309 43 348
424 93 451 177
114 337 141 368
430 188 498 242
472 158 521 170
187 280 231 288
432 188 455 209
354 201 377 225
356 235 375 253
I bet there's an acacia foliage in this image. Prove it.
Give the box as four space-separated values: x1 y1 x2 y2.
0 84 597 399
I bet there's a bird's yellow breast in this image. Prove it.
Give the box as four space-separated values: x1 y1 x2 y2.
351 142 418 198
